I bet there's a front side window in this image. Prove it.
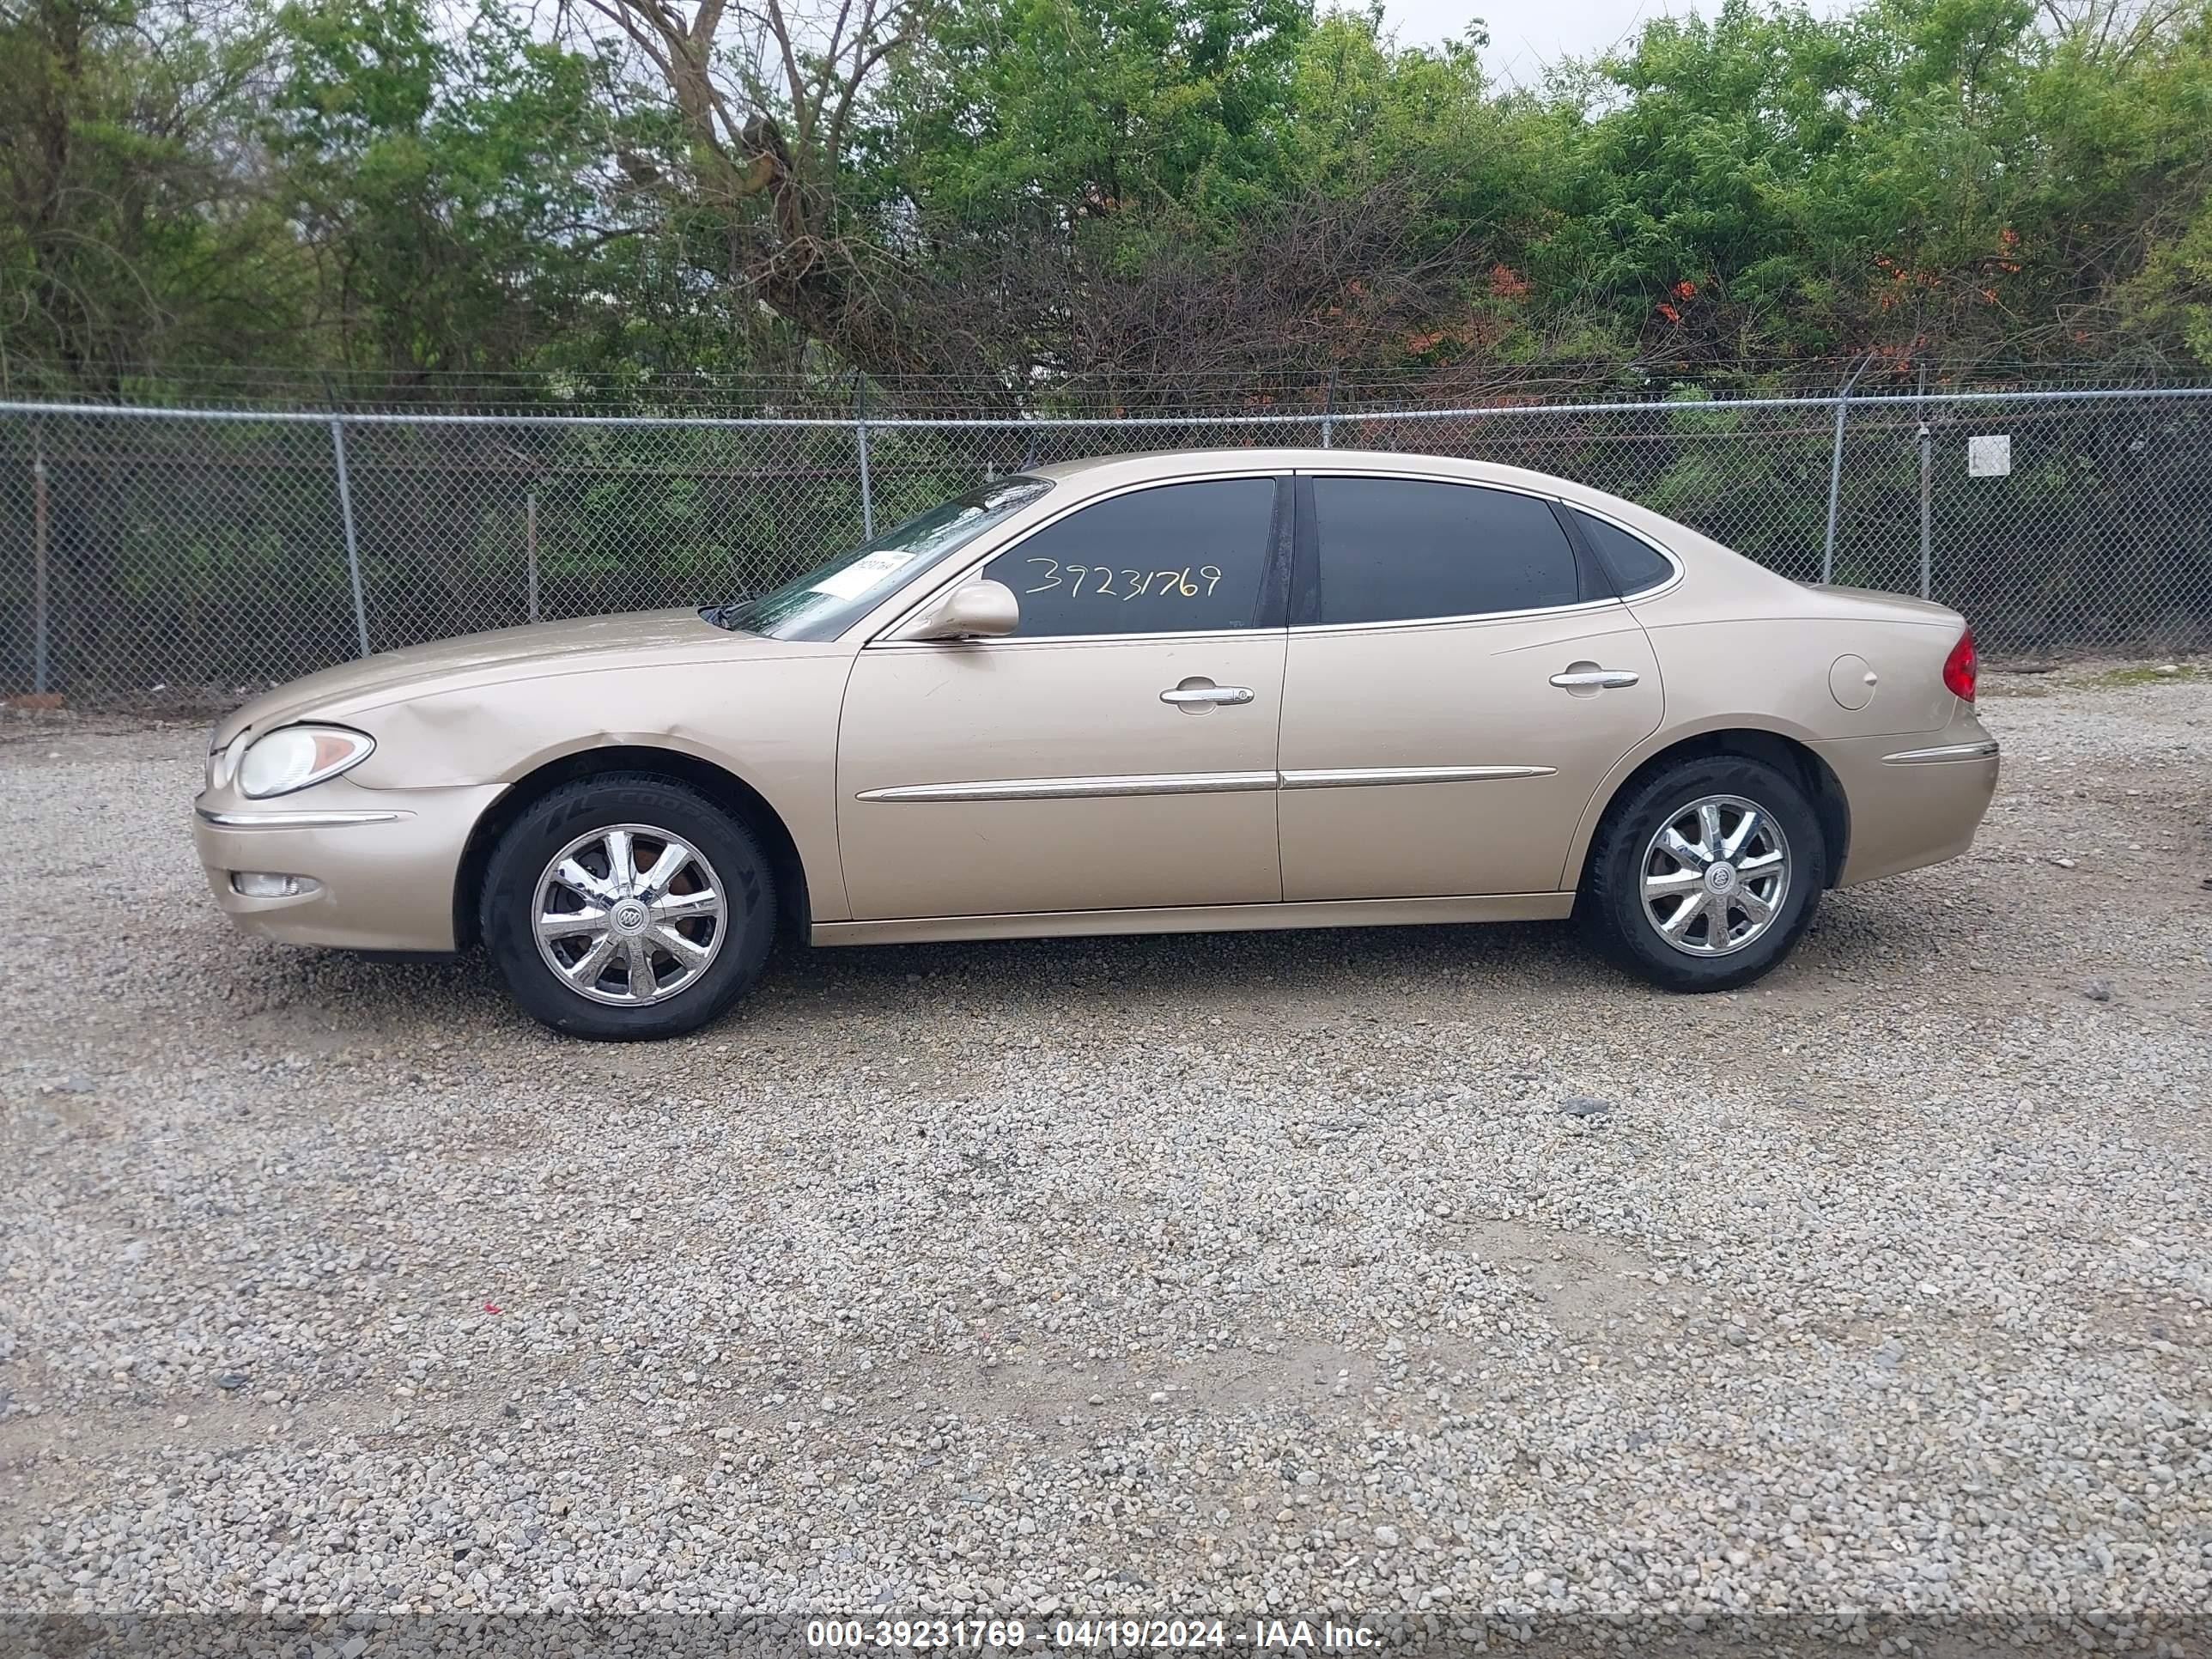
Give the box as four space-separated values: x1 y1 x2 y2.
978 477 1279 637
727 475 1054 641
1310 477 1583 625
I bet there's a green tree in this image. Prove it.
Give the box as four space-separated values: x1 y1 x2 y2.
0 0 299 393
879 0 1311 234
9 0 2212 396
264 0 631 381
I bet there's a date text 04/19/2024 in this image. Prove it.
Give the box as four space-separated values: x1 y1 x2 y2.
804 1618 1382 1650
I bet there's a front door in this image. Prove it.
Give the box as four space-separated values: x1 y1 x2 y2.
1276 471 1664 900
837 474 1289 920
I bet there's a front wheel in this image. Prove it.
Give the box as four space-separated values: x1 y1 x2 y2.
1577 757 1826 993
479 774 776 1039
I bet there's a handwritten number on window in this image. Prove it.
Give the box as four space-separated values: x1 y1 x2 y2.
1014 556 1229 604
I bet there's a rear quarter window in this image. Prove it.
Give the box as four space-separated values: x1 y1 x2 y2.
1571 508 1676 595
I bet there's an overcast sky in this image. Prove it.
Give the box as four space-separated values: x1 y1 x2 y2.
1378 0 1725 81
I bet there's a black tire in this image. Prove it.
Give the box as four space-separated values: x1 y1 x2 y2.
1577 755 1826 993
477 773 775 1040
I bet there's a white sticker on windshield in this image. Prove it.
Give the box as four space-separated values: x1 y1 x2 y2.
809 548 920 599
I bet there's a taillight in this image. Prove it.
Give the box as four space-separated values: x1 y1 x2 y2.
1942 626 1977 702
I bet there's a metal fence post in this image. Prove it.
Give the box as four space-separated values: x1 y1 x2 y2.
31 436 51 696
1821 354 1873 585
1321 370 1337 449
526 489 540 623
1917 366 1933 600
329 415 371 658
854 379 874 539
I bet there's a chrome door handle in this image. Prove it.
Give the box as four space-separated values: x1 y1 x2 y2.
1160 684 1255 706
1549 669 1640 690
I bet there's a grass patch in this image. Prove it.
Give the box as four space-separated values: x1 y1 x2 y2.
2079 662 2212 689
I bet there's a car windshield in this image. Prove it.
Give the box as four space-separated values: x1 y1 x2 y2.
714 475 1054 641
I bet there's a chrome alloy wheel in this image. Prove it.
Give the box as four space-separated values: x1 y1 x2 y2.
1638 794 1791 958
531 824 728 1006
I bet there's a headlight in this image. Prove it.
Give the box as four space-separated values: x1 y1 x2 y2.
237 725 376 799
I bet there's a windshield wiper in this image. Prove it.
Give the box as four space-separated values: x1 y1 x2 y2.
699 592 757 631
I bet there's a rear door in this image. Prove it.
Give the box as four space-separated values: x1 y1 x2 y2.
1276 471 1664 900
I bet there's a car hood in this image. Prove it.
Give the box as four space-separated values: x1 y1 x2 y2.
212 610 819 747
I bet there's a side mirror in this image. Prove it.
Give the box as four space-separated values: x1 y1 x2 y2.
901 579 1018 641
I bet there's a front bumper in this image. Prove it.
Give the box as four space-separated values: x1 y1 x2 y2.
191 777 506 951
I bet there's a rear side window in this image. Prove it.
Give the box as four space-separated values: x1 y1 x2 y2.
1571 508 1675 595
980 477 1279 637
1310 477 1582 625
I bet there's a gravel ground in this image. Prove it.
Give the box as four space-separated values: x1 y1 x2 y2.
2 666 2209 1645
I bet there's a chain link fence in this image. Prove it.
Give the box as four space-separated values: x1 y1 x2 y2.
3 384 2209 705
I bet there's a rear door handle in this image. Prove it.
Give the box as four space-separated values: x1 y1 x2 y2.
1549 669 1640 690
1160 684 1255 706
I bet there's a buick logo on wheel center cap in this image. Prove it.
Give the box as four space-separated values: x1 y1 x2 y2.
1705 862 1738 894
611 899 650 933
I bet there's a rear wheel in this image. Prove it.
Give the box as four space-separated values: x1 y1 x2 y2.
479 774 775 1039
1578 756 1825 993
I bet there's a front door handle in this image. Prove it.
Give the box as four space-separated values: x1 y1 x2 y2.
1160 684 1255 707
1549 668 1641 690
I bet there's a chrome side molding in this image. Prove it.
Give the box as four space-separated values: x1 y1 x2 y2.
195 807 409 828
1278 764 1555 789
855 771 1278 803
1879 740 2000 766
858 765 1554 802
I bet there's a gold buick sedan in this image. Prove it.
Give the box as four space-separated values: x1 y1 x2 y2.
193 449 1999 1039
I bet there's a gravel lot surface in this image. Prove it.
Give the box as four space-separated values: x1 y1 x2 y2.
2 668 2209 1643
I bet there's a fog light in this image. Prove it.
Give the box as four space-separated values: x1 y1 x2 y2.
231 872 319 898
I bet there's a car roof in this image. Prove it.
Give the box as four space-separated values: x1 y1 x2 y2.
1030 446 1602 505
